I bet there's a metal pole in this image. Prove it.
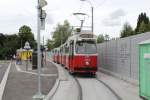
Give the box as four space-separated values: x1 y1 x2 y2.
43 36 44 66
21 39 22 49
80 20 84 31
45 49 46 65
26 50 27 71
81 0 93 33
43 36 46 65
33 0 45 99
37 0 42 95
91 6 94 33
27 50 28 70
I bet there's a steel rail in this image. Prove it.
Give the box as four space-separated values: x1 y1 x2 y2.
96 78 122 100
74 78 83 100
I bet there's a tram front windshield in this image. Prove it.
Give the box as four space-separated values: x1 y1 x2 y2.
76 40 97 54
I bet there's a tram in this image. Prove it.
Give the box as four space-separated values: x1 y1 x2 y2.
52 30 98 75
52 48 59 63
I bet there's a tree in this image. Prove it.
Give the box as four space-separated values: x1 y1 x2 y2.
52 20 72 48
139 21 150 33
0 34 20 59
0 33 5 47
97 34 105 43
18 25 36 49
46 39 54 50
0 25 37 59
104 34 110 41
120 23 134 38
135 12 150 33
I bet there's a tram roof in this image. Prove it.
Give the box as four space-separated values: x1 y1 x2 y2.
68 30 96 41
58 30 97 48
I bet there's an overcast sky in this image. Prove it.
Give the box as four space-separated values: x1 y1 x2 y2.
0 0 150 43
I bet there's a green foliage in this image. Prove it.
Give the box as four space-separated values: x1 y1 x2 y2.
120 23 134 38
139 21 150 33
120 12 150 38
135 12 150 33
46 39 54 50
52 20 72 48
139 21 147 33
18 25 36 49
97 34 110 43
0 34 20 59
97 34 104 43
0 33 5 47
0 25 36 59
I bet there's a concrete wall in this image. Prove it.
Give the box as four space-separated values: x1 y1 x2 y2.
98 32 150 80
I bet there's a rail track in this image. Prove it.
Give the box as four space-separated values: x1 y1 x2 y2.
50 61 121 100
74 78 83 100
74 75 121 100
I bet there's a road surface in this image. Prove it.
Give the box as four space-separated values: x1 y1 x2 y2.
0 62 9 84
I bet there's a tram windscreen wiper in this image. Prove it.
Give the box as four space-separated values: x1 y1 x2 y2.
76 41 97 54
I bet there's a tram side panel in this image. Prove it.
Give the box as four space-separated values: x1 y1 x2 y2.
62 46 66 66
59 48 63 65
62 54 66 66
65 54 69 69
68 41 74 72
52 50 55 62
56 54 59 63
64 45 69 69
53 51 56 62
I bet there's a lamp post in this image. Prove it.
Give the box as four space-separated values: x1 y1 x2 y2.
45 46 48 65
33 0 47 99
24 41 31 71
80 0 94 33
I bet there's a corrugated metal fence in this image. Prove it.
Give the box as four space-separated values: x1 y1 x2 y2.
98 32 150 80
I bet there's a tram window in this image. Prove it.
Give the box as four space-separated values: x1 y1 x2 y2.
72 41 74 56
62 47 64 54
69 41 74 56
65 46 69 53
76 41 97 54
60 48 62 54
78 42 83 46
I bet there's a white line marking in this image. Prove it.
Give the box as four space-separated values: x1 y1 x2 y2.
47 59 68 81
0 62 11 100
43 79 60 100
44 60 73 100
15 63 57 77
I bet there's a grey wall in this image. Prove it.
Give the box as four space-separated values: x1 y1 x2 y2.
98 32 150 80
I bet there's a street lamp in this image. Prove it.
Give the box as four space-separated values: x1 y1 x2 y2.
80 0 94 33
24 41 31 71
33 0 47 99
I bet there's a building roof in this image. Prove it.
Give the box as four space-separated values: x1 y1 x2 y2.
139 39 150 45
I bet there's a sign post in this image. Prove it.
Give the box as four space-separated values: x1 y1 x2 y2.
33 0 47 99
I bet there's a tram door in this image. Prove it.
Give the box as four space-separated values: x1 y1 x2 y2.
69 41 74 70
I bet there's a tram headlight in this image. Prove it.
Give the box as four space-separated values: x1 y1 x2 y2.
85 61 89 65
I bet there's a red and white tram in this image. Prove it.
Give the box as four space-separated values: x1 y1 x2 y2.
52 30 98 75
